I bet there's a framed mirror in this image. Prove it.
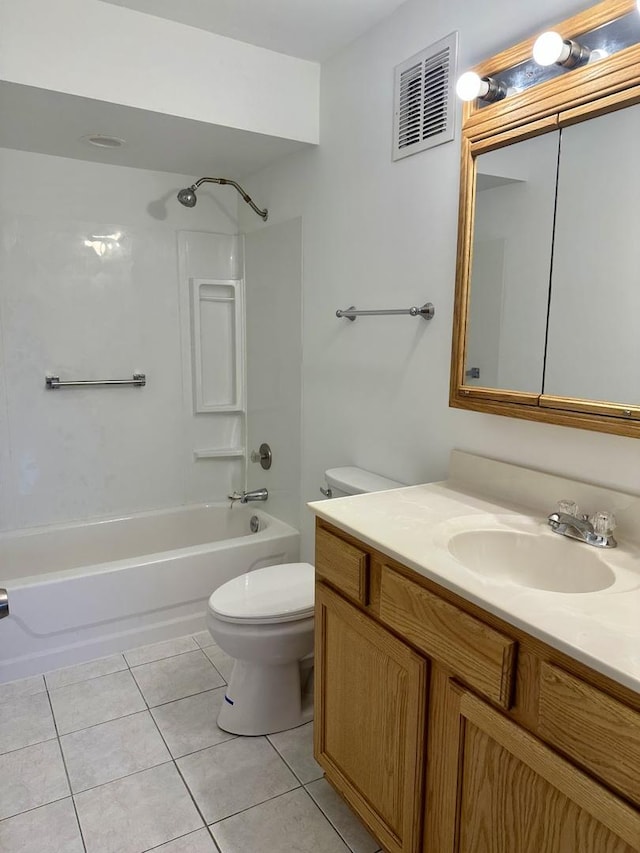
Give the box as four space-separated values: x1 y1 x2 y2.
450 0 640 438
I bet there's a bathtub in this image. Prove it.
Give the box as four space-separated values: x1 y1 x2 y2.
0 504 299 683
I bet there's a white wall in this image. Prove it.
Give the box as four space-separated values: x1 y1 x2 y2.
239 0 639 560
0 0 319 144
245 219 303 528
0 148 242 530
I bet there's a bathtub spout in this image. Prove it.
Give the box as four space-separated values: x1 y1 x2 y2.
227 488 268 506
0 588 8 619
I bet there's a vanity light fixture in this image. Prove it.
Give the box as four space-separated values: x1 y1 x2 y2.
455 71 506 103
532 31 591 68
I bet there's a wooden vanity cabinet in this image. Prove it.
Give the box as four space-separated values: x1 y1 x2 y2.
314 581 428 853
429 681 639 853
313 520 640 853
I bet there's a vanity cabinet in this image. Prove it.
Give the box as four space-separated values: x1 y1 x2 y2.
434 683 639 853
313 520 640 853
314 581 428 853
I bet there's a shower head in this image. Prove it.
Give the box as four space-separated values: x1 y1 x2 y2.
177 186 198 208
176 176 268 221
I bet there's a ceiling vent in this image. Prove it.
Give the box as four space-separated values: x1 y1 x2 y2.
393 32 458 161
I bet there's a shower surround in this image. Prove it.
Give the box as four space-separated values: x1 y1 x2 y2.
0 147 243 530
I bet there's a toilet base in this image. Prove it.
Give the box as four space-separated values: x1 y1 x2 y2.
217 659 313 736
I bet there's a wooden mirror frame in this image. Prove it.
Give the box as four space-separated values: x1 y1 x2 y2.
450 0 640 438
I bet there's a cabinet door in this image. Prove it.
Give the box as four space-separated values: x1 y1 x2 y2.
314 582 428 853
430 681 640 853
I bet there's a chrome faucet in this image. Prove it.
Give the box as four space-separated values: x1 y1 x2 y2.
547 500 617 549
227 488 268 507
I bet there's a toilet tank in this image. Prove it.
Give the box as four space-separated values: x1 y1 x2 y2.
324 466 405 498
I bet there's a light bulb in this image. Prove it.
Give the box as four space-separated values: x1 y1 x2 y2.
533 31 570 66
456 71 486 102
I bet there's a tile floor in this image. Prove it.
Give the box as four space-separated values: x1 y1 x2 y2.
0 632 382 853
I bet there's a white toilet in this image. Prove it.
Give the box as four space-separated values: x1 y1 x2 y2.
207 466 404 736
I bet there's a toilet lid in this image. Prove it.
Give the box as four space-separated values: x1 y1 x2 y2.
208 562 315 624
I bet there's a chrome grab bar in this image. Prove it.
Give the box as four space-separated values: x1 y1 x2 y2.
336 302 434 322
0 589 8 619
46 373 146 389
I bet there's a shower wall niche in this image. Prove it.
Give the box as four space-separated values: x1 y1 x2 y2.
191 278 245 413
177 230 247 477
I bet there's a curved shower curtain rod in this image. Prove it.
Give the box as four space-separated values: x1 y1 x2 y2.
177 177 268 221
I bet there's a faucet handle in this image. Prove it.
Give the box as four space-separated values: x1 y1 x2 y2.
557 499 580 517
590 511 616 536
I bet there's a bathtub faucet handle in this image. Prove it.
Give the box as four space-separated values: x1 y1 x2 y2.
227 491 244 507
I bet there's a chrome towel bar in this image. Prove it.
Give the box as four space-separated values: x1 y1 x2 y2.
45 373 146 389
336 302 435 322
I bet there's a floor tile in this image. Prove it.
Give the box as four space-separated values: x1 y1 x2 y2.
202 644 235 683
45 653 127 691
124 636 198 668
211 788 350 853
74 762 202 853
0 739 69 820
177 736 298 824
0 691 56 754
150 687 235 758
61 710 171 793
0 797 84 853
0 674 46 705
192 631 214 649
268 721 323 784
145 827 218 852
49 670 146 735
306 778 381 853
131 650 224 707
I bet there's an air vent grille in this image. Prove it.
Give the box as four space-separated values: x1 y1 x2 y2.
393 32 458 161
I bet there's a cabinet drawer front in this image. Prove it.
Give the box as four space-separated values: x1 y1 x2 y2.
380 567 516 707
315 526 368 604
538 663 640 805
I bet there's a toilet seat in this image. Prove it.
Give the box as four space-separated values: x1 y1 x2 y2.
208 562 315 625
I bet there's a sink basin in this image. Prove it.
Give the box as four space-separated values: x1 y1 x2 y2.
447 528 616 593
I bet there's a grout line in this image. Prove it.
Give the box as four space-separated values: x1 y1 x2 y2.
44 684 88 853
165 733 239 762
0 792 72 825
262 733 311 786
44 656 129 692
297 785 360 849
149 714 212 833
140 664 218 835
206 782 303 829
0 732 58 757
71 759 175 798
140 826 221 853
125 644 203 670
54 683 227 740
304 780 382 853
58 707 151 739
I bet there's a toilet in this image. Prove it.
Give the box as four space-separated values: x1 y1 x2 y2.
207 466 404 736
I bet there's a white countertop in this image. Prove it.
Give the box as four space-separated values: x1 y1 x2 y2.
309 454 640 694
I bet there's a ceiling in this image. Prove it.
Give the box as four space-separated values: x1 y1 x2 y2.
99 0 409 61
0 82 308 180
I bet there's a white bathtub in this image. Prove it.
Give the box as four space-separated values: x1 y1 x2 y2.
0 504 299 683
